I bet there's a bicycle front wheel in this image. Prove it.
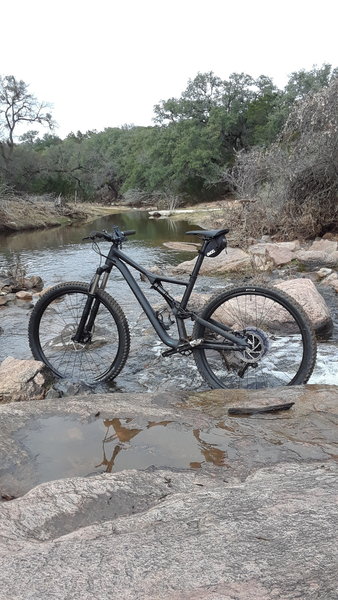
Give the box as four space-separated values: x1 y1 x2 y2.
193 286 317 389
29 282 130 383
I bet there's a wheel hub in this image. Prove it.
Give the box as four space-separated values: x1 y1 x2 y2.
241 327 270 363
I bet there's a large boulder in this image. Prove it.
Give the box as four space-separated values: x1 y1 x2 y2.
249 241 300 270
203 278 332 336
173 247 251 275
274 278 333 335
310 239 337 253
0 357 50 403
295 249 338 268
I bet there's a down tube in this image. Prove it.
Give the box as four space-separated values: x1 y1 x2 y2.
112 258 180 348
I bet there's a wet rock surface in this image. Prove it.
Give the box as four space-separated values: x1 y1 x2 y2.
0 385 337 498
0 386 337 598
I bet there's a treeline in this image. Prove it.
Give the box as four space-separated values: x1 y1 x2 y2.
0 64 337 205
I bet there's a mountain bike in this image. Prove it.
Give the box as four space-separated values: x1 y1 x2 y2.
28 226 317 389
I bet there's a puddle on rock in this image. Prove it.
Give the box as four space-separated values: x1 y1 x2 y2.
15 416 229 486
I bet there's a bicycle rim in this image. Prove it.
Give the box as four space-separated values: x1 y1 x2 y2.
30 284 129 383
193 287 316 389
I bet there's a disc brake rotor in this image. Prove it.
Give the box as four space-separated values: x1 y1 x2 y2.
220 327 270 374
241 327 270 363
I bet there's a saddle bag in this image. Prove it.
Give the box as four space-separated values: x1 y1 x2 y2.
203 235 227 258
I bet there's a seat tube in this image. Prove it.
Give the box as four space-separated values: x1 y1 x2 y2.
180 243 207 309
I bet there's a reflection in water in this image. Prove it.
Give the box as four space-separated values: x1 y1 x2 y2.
96 418 173 472
96 418 227 473
0 211 201 253
192 429 227 467
13 415 228 487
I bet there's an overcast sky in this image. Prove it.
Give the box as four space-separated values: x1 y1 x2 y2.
2 0 337 138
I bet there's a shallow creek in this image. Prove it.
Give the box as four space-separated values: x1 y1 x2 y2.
0 210 337 392
0 212 224 393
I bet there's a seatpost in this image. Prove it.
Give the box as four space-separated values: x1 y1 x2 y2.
180 240 208 309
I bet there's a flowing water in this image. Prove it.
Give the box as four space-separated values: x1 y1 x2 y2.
0 210 337 389
0 212 225 391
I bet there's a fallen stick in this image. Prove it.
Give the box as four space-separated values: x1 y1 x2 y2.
228 402 295 416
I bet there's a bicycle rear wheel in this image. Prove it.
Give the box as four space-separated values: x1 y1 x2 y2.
193 286 317 389
29 282 130 383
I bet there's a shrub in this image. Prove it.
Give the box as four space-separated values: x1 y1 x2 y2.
223 78 338 239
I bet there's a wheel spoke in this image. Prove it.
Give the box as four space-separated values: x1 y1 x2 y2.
193 287 316 389
29 284 130 383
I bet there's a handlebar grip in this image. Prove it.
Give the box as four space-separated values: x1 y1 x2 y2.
123 230 136 237
83 231 112 241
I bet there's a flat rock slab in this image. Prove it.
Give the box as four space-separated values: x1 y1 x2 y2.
0 462 337 599
0 385 337 498
162 241 199 252
0 385 337 599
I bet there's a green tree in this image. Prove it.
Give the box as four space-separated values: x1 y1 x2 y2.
0 75 54 176
285 63 338 101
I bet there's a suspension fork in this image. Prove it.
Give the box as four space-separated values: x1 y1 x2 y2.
72 266 111 343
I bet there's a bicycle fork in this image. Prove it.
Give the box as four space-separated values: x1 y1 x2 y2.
72 267 111 344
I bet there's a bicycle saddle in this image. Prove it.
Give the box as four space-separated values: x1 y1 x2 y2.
185 228 229 238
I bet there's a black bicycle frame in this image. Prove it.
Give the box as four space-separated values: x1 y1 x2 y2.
74 239 248 351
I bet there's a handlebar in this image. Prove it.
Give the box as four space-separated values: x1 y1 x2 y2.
83 227 136 243
123 230 137 237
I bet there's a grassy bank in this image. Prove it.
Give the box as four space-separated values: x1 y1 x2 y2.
0 194 126 233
